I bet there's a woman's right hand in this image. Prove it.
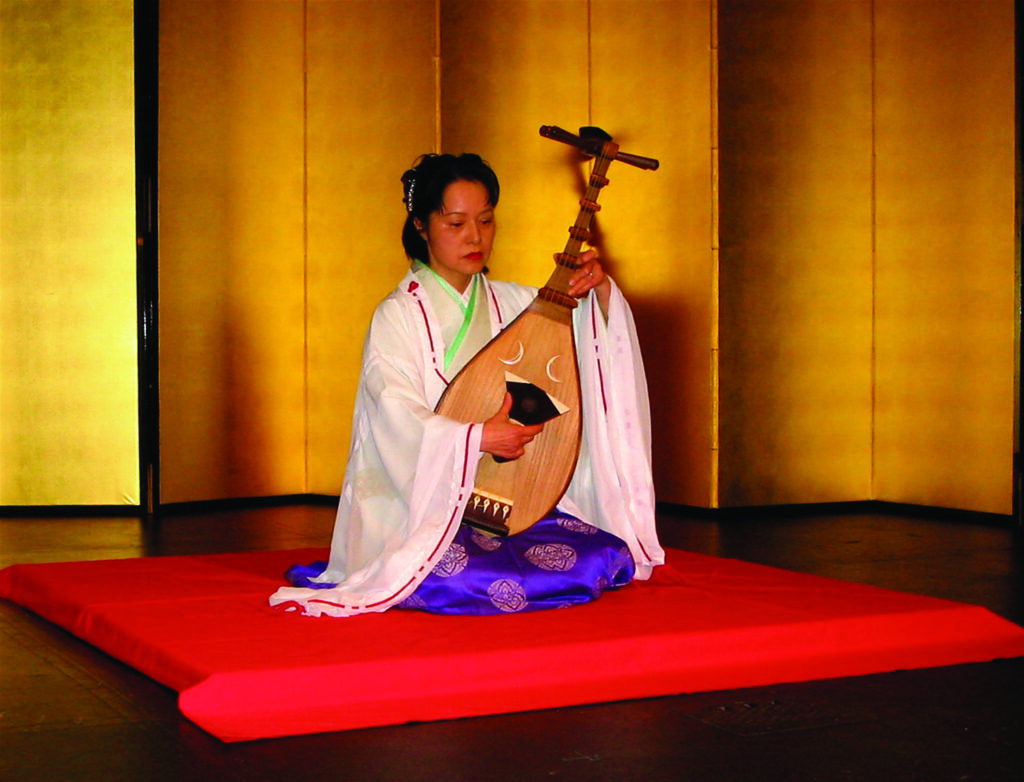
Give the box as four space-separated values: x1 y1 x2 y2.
480 392 543 460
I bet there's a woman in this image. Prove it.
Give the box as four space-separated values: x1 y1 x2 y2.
270 153 663 617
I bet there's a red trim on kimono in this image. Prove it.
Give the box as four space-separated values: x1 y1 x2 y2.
488 282 505 327
591 302 608 413
410 284 449 386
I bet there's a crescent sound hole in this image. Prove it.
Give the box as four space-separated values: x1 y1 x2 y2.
500 341 524 365
546 355 562 383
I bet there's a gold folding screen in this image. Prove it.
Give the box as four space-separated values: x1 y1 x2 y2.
718 1 876 506
717 0 1015 514
0 0 138 505
305 0 437 494
159 0 308 502
159 0 437 502
872 0 1015 514
2 1 1015 516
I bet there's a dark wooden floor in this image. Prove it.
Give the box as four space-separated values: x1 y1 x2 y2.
1 502 1021 781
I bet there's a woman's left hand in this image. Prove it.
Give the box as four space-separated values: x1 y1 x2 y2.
567 249 611 315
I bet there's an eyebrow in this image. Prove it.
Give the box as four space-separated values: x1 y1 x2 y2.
438 207 493 218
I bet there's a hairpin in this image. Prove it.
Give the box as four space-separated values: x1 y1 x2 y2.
402 171 416 213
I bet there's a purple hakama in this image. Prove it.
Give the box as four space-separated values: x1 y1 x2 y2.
285 512 634 616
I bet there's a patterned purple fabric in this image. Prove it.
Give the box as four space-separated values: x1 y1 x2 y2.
400 512 635 615
283 560 333 589
284 511 635 615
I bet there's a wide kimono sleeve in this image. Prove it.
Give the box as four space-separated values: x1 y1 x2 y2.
562 279 665 579
268 290 483 617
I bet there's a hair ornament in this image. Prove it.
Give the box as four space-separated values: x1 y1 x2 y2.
401 170 416 213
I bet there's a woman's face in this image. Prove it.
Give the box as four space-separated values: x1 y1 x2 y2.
417 179 495 293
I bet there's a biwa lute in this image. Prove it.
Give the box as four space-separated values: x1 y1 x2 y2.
434 126 658 536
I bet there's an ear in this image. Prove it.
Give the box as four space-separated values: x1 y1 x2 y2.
413 217 426 238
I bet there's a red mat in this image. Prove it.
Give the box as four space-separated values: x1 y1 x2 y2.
3 548 1023 742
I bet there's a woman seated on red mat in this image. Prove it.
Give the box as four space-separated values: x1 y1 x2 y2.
270 153 663 617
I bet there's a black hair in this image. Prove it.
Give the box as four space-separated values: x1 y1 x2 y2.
401 153 500 262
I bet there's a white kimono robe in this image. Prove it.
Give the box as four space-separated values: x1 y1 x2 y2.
269 269 664 617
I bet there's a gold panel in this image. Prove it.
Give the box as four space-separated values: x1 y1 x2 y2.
305 0 437 494
718 1 875 506
591 0 716 505
873 0 1015 514
440 0 590 288
0 0 139 505
159 0 306 502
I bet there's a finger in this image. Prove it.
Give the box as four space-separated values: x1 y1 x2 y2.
569 277 595 297
505 443 526 459
569 269 591 289
498 391 513 417
575 259 603 285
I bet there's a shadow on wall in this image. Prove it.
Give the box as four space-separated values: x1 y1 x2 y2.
624 292 701 507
